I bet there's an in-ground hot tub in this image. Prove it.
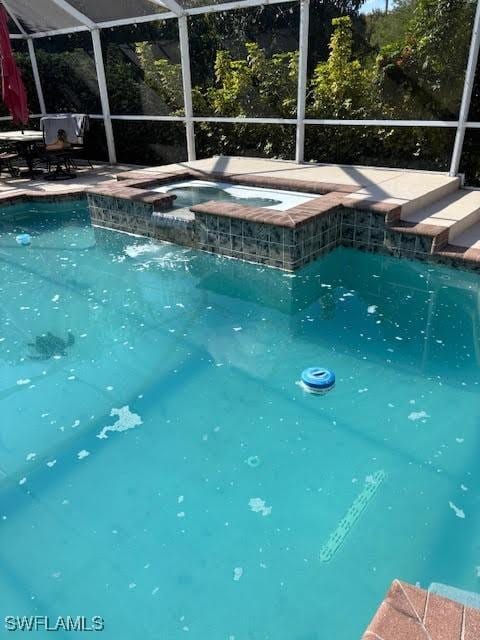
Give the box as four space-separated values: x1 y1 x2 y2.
88 177 336 270
153 179 318 211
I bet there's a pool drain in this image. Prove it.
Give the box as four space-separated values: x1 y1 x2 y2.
319 470 386 563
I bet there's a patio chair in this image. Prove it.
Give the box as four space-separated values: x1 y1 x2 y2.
68 145 94 170
41 147 77 181
0 150 20 177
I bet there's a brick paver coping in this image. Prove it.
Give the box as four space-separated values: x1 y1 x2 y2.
362 580 480 640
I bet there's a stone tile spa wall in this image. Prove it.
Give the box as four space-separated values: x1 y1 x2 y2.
86 188 453 272
194 209 342 270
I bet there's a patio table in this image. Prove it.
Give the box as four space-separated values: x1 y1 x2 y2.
0 129 44 177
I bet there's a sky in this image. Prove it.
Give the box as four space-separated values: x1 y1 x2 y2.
360 0 389 13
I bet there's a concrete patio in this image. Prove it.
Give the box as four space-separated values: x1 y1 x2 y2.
0 162 138 198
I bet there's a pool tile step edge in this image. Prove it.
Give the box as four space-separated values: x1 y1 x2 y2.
362 580 480 640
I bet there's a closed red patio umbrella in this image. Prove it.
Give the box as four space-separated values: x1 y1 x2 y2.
0 5 28 125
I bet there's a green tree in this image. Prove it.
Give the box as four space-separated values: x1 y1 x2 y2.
375 0 474 118
310 16 377 117
207 42 297 117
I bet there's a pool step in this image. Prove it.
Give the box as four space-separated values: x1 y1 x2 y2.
402 189 480 243
446 218 480 250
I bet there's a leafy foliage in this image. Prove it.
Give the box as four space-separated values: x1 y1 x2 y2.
310 16 377 117
207 43 298 117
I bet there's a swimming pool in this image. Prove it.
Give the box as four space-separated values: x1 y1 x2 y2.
154 179 318 211
1 200 479 638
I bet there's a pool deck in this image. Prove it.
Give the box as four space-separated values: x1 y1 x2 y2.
0 156 460 215
117 156 461 217
362 580 480 640
0 162 137 198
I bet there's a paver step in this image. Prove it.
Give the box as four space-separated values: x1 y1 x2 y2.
402 189 480 243
448 218 480 250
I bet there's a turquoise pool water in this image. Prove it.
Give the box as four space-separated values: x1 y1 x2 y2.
1 200 480 639
166 184 282 209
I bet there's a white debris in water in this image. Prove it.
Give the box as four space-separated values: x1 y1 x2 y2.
51 572 61 579
249 497 272 516
233 327 242 332
97 406 142 440
395 336 403 341
71 420 80 429
367 305 377 314
178 495 184 504
449 501 465 519
51 294 60 303
461 484 468 491
408 411 430 422
77 450 90 460
25 452 36 461
46 460 57 468
177 512 185 518
124 243 159 258
16 379 31 386
456 438 464 443
106 386 114 391
246 455 260 468
233 567 243 581
152 587 159 596
19 477 27 485
128 583 136 589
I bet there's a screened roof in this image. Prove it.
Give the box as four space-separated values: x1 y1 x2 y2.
4 0 169 34
2 0 255 35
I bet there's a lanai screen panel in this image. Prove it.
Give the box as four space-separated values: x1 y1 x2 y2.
67 0 170 23
3 0 83 33
180 0 246 7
